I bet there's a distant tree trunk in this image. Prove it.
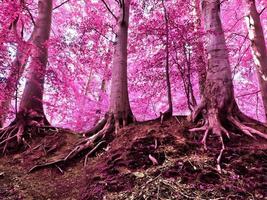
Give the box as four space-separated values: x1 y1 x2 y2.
190 0 267 172
182 43 197 111
192 0 206 97
161 0 173 117
0 23 31 127
18 0 52 125
0 44 29 127
109 0 134 132
244 0 267 120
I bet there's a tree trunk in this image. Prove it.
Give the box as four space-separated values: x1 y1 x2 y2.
33 1 135 164
0 0 52 154
0 43 30 127
201 0 235 122
192 0 207 97
83 0 134 137
190 0 267 172
109 0 134 131
18 0 52 124
183 43 197 111
244 0 267 120
0 22 31 127
162 0 173 116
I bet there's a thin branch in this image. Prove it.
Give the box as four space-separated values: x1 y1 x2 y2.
236 90 260 98
53 0 70 10
106 24 117 36
224 14 246 33
25 6 35 26
100 0 118 21
259 7 266 15
231 33 250 80
91 28 114 43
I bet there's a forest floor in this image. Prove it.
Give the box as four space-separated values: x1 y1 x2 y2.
0 117 266 200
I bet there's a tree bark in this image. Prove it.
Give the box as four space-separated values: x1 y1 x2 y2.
244 0 267 120
18 0 52 124
109 0 134 131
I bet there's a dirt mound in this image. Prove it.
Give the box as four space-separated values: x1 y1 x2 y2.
0 117 266 200
82 117 267 200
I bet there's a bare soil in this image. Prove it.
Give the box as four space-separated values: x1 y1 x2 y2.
0 117 266 200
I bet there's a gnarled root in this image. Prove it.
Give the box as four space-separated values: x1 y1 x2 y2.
82 113 109 137
29 111 134 172
0 110 49 154
189 102 267 173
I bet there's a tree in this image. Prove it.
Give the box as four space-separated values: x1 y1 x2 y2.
192 0 206 97
243 0 267 120
83 0 134 136
161 0 173 118
0 17 31 127
190 0 267 172
0 0 52 153
29 0 135 170
108 0 134 132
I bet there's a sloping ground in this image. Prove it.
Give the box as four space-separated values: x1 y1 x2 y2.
0 117 267 200
81 117 267 200
0 129 85 200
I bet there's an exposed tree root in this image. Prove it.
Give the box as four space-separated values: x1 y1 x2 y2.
189 101 267 173
84 140 106 166
0 110 49 154
29 112 134 172
82 113 108 137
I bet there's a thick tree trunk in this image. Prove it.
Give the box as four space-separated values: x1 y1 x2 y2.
109 0 134 131
201 0 235 121
190 0 267 172
84 0 134 137
19 0 52 124
244 0 267 120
